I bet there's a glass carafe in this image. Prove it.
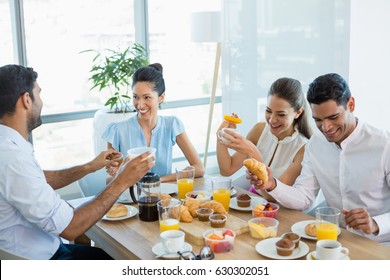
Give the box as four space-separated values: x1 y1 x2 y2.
136 172 161 222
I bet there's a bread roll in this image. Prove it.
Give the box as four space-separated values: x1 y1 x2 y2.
305 222 317 237
243 158 269 183
107 204 128 218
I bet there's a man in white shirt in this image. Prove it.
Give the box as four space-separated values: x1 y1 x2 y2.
0 64 155 259
251 73 390 245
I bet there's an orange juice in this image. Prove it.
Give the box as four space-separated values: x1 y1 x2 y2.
212 189 230 211
159 218 180 232
177 178 194 199
317 223 338 240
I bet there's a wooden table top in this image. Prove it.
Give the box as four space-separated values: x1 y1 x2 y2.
75 177 390 260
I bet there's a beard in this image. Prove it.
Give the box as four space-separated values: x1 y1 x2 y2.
28 116 42 133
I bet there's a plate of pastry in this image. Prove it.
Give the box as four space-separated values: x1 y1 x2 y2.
291 220 341 240
255 237 309 260
229 196 267 211
102 204 138 221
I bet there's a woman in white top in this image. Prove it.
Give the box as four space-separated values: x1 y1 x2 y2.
216 77 312 199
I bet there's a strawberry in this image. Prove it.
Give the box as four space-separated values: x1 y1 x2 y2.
222 229 234 237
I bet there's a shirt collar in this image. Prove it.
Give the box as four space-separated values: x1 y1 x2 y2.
0 124 34 153
270 125 300 144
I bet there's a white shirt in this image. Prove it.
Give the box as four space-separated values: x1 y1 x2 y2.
270 121 390 245
0 125 74 259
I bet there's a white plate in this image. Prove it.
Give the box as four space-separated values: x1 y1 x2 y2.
229 196 268 211
255 237 309 260
152 242 192 259
306 251 350 260
291 220 341 240
102 205 138 221
160 183 178 195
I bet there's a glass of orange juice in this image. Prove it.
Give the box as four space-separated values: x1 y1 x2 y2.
315 207 340 240
211 176 232 212
176 166 195 199
157 198 181 232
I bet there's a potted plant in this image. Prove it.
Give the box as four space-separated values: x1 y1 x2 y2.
82 43 149 113
81 44 149 155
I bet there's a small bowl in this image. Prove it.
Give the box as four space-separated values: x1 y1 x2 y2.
185 190 212 202
248 217 279 239
209 214 227 228
203 228 236 253
281 232 301 248
196 208 214 222
236 193 252 207
275 238 295 256
252 202 280 218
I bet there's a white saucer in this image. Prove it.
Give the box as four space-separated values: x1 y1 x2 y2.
102 205 138 221
306 251 350 260
160 183 178 195
291 220 341 240
255 237 309 260
229 196 268 211
152 242 192 259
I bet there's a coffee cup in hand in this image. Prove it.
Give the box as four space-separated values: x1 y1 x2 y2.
316 240 349 260
217 128 239 143
160 230 185 254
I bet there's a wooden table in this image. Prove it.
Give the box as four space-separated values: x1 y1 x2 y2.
70 177 390 260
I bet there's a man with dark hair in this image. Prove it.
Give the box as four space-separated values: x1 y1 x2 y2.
0 64 155 259
251 73 390 245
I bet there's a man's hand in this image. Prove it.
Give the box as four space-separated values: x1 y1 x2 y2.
343 208 379 235
89 149 122 172
246 166 276 191
114 151 155 190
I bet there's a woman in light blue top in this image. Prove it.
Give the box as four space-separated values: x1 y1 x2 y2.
102 63 204 182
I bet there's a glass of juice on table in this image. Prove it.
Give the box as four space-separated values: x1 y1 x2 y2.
176 166 195 199
211 176 232 212
157 198 181 232
315 207 340 240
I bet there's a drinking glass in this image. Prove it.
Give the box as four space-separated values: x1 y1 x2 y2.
316 207 340 240
157 198 181 232
211 176 232 212
176 166 195 199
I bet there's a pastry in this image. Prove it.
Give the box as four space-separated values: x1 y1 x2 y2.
179 205 193 223
107 204 128 218
200 200 227 214
184 198 201 218
275 238 295 256
281 232 301 248
305 222 317 237
236 193 251 207
243 158 269 183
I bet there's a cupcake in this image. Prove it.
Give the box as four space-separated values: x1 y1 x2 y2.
281 232 301 248
236 193 251 207
275 238 295 256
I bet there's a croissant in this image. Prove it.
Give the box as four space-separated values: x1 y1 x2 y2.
200 200 227 214
184 198 201 218
243 158 269 183
179 205 193 223
150 193 172 206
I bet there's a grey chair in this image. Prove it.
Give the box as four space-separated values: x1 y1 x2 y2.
0 247 27 260
78 168 107 197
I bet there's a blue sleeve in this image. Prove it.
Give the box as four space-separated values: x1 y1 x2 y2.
171 116 185 145
101 122 120 151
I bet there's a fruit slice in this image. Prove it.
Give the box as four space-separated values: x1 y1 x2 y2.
224 114 242 124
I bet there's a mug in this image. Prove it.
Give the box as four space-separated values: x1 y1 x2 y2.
316 240 349 260
127 147 156 161
160 230 185 254
217 128 239 143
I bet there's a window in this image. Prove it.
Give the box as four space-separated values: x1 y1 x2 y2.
0 0 14 65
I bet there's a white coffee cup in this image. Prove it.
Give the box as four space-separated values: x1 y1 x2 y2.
316 240 349 260
127 147 156 161
160 230 185 254
217 128 239 143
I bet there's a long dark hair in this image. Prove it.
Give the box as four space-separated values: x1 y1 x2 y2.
268 77 312 139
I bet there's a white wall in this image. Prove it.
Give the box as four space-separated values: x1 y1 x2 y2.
349 0 390 131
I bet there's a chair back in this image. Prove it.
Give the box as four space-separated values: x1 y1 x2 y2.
0 247 27 260
78 168 107 197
